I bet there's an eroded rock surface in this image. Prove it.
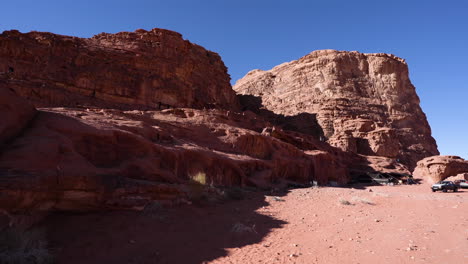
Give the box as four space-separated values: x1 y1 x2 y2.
0 29 239 111
234 50 439 169
0 87 36 145
413 155 468 183
0 95 411 212
0 31 416 213
0 103 353 211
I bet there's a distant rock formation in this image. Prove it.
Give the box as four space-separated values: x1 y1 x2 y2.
234 50 439 169
0 29 239 111
413 155 468 183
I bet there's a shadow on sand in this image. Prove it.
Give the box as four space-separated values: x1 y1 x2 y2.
46 192 286 264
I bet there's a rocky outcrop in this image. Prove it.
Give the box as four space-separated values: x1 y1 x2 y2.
0 87 36 145
0 91 412 212
413 156 468 183
445 173 468 182
0 29 239 111
0 101 355 212
234 50 439 169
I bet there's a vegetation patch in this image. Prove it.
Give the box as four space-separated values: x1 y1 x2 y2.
351 196 375 205
338 198 352 205
187 172 208 201
231 222 257 234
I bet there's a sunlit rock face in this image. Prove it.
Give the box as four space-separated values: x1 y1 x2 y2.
0 28 239 111
413 155 468 183
234 50 439 169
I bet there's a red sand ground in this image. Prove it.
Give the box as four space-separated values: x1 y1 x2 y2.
46 183 467 264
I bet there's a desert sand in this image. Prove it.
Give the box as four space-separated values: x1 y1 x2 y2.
46 183 467 264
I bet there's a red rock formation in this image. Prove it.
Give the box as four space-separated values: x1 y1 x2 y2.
0 101 357 211
0 29 239 111
0 87 36 145
0 87 410 213
0 32 415 213
234 50 439 169
413 155 468 183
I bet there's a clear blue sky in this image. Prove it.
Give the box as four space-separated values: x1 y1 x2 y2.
2 0 467 159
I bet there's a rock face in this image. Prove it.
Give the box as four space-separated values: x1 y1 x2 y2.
0 87 36 145
413 156 468 183
0 29 239 111
0 31 415 213
0 104 353 212
234 50 439 169
0 90 410 212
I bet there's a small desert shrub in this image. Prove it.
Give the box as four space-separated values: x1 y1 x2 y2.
351 196 375 205
192 172 207 185
373 192 389 197
231 222 257 234
0 227 53 264
187 172 208 201
338 198 352 205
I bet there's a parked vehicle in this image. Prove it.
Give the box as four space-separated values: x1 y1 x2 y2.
454 179 468 189
431 181 458 192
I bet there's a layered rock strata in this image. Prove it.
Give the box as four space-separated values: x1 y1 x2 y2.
0 29 239 111
234 50 439 169
0 97 346 211
0 86 411 212
0 87 36 145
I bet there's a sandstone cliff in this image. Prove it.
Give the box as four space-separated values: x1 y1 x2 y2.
0 29 239 111
0 31 416 213
234 50 439 169
0 87 36 145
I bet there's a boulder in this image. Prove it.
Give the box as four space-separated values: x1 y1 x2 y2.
413 155 468 183
445 173 468 182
